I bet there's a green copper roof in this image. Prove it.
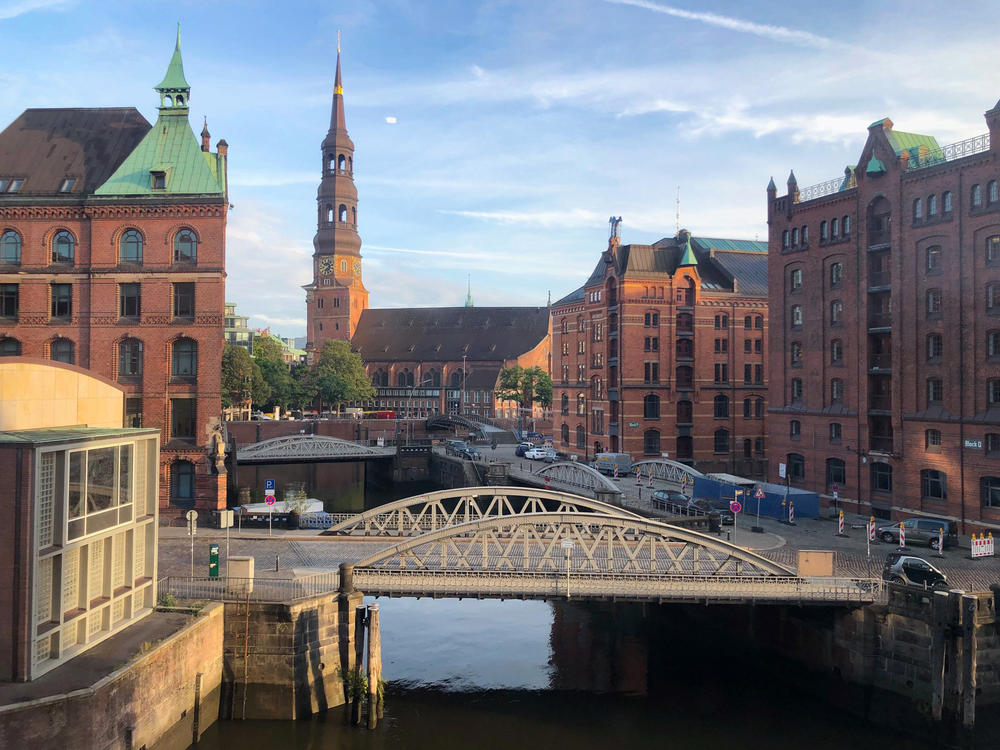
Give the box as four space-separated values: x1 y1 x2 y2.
886 129 940 157
866 156 886 175
678 236 698 267
156 25 190 91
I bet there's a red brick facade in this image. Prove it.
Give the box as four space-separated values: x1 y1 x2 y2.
552 230 768 471
768 104 1000 533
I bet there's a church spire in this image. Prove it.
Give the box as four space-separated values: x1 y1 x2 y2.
465 275 474 307
331 33 346 133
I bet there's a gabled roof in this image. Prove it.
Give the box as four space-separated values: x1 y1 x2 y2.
553 285 585 307
352 306 549 363
707 250 768 297
0 108 150 196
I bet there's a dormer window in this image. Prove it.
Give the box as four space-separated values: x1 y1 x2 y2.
0 178 23 193
151 171 166 190
58 178 75 193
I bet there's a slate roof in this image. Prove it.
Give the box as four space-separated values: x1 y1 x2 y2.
553 232 768 303
0 108 151 196
352 306 550 363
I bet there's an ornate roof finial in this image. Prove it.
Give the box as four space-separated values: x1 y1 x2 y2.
155 22 190 95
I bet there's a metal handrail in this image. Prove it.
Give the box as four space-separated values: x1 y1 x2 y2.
905 133 989 171
162 571 341 603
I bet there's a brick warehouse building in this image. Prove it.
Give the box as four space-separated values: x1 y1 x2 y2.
768 101 1000 534
0 31 228 512
551 222 768 471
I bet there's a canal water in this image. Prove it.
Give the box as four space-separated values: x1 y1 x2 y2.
201 467 937 749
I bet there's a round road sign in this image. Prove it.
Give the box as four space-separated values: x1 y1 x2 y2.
265 495 276 506
730 500 742 514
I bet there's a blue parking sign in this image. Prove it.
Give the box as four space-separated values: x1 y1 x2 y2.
265 479 275 492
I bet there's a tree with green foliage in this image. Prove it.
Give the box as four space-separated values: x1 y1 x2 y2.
252 334 285 365
289 363 319 411
315 340 375 411
257 358 293 410
221 344 269 412
496 365 553 408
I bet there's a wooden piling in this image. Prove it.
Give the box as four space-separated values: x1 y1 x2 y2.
367 604 383 727
961 594 978 729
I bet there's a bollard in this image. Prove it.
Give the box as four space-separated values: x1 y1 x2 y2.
275 555 280 572
836 510 846 537
367 604 383 728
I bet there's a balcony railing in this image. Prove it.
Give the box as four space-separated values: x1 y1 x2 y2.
905 132 989 171
867 270 891 288
869 395 892 411
867 230 890 247
796 172 857 203
868 312 892 328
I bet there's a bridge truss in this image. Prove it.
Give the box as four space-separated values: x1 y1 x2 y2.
350 513 881 604
632 458 704 486
325 486 641 537
236 435 391 463
531 462 623 495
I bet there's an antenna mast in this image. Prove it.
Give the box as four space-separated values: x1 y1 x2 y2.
676 186 680 234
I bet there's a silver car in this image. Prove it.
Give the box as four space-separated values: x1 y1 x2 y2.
877 517 955 550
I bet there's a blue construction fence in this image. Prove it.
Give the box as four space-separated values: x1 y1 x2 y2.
691 477 819 521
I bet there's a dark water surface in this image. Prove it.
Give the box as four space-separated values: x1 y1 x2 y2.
195 596 934 750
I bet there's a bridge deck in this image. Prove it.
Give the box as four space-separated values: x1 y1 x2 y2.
353 569 881 605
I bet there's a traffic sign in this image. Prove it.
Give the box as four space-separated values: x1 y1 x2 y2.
265 479 275 492
730 500 742 514
753 486 765 500
831 483 839 492
265 495 276 506
185 510 198 521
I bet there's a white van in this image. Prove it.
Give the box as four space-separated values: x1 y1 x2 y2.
594 452 632 476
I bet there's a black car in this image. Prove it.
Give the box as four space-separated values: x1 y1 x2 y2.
692 497 736 525
882 553 949 589
515 442 535 457
651 490 691 512
459 447 481 461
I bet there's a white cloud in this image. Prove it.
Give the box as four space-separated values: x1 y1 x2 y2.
438 207 606 229
0 0 73 21
602 0 840 50
384 115 397 124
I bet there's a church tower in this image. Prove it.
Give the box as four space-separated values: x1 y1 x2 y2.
305 41 368 357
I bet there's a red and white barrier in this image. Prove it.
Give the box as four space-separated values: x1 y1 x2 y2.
899 522 905 548
972 533 995 558
868 517 876 542
838 511 845 535
648 467 654 487
613 464 619 479
788 501 795 524
635 467 642 486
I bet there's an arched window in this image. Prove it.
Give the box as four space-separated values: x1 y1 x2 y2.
576 393 586 416
913 198 922 220
927 333 942 360
755 315 763 329
790 420 801 438
972 184 982 208
643 429 660 455
326 205 334 223
339 204 348 222
830 300 843 324
830 378 844 403
744 315 752 329
713 394 729 418
338 154 346 171
429 369 441 387
406 371 414 387
928 194 937 216
921 469 947 501
171 338 197 378
576 425 586 449
677 400 692 424
790 341 803 366
990 181 999 204
352 207 357 225
0 230 21 264
676 338 693 358
118 338 143 377
790 305 802 327
831 217 839 236
51 338 74 364
787 452 805 480
842 216 850 236
174 229 197 263
943 191 952 212
926 245 941 272
380 371 388 387
170 460 195 508
561 423 569 445
714 429 730 454
830 262 843 287
826 458 845 488
675 366 693 388
0 337 21 356
676 312 693 332
643 394 660 419
820 220 828 240
591 376 602 399
981 476 1000 508
676 435 693 459
120 229 143 264
52 230 74 263
398 372 408 387
791 378 803 401
560 393 569 415
831 339 843 363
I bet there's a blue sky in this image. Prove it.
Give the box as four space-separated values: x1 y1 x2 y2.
2 0 999 338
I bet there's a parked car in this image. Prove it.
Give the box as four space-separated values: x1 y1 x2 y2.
525 447 555 460
692 497 736 525
876 517 957 550
651 490 691 512
542 451 570 463
882 553 949 589
515 442 535 457
459 446 481 460
594 452 632 476
445 439 468 456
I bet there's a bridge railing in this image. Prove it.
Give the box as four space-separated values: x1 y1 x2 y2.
353 568 884 604
160 571 341 603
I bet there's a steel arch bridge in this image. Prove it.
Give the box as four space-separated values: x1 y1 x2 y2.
531 462 623 495
236 435 394 464
632 458 704 486
325 486 641 537
349 514 881 604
